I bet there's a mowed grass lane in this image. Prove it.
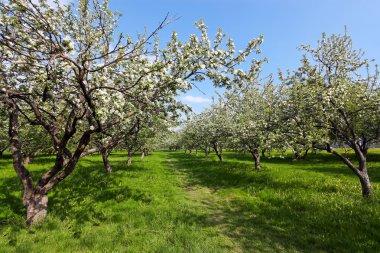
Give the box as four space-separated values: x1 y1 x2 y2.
0 152 233 253
0 150 380 252
169 149 380 252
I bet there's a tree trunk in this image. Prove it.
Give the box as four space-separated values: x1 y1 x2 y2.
8 105 36 226
295 148 309 160
127 150 133 165
140 149 145 160
212 142 223 161
261 149 266 158
7 99 93 226
315 142 372 197
359 171 372 197
23 151 31 165
26 193 48 226
356 148 372 197
195 149 198 157
251 149 261 171
204 148 209 159
100 148 112 173
349 144 372 197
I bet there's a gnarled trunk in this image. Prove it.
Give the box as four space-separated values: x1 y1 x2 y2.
9 106 46 226
26 193 48 226
315 142 372 197
8 101 93 226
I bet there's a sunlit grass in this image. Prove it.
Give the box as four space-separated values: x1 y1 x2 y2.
1 149 380 252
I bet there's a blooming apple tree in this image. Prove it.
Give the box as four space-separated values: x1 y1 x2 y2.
288 32 380 197
180 113 213 158
0 0 264 225
227 79 282 170
278 69 328 160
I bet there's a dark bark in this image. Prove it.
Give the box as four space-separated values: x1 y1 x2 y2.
26 193 48 226
294 148 309 160
40 131 92 193
212 142 223 161
80 147 99 157
313 142 372 197
100 147 112 173
8 104 48 226
9 105 34 204
250 149 261 171
8 103 92 226
359 171 372 197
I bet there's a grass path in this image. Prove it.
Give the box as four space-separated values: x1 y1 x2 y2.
165 151 380 252
0 152 239 253
1 151 380 252
166 153 244 252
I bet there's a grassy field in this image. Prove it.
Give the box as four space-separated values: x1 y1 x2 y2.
0 150 380 252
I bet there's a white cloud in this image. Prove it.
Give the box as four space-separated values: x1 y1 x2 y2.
182 95 211 104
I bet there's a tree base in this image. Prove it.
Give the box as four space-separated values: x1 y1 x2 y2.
26 194 48 226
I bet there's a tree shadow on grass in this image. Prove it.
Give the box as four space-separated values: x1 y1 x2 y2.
217 196 380 252
49 158 154 224
168 153 366 197
167 152 380 252
191 151 380 183
0 176 25 228
0 154 154 228
280 152 380 183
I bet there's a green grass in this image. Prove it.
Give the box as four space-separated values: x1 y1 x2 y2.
1 150 380 252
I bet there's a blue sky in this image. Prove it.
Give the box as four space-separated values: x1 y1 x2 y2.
60 0 380 113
